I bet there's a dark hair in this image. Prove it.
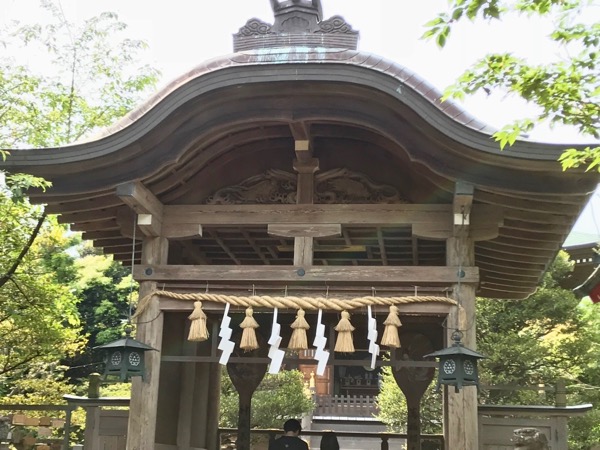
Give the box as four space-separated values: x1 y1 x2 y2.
320 431 339 450
283 419 302 433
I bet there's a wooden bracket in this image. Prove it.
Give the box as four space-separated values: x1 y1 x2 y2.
268 223 341 238
453 181 474 236
116 181 164 237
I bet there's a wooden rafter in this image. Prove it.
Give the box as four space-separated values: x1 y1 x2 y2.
208 230 241 265
241 230 270 265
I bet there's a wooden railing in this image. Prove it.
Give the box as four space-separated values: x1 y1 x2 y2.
218 428 444 450
313 394 378 417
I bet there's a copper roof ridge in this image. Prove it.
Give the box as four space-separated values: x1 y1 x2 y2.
78 47 495 144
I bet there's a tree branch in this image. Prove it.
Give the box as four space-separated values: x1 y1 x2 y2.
0 209 47 289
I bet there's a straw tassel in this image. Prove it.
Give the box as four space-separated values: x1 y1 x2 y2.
187 301 209 342
380 305 402 348
240 306 260 351
334 310 355 353
288 308 310 350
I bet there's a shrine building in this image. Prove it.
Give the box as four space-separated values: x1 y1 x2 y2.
1 1 598 449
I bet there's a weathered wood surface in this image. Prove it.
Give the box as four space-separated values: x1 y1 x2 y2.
268 223 341 238
134 264 479 284
164 204 454 225
445 236 478 450
126 236 168 450
392 333 435 450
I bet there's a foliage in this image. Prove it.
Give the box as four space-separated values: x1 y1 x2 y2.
0 194 84 386
475 252 600 449
0 0 159 403
66 249 134 380
0 0 160 149
477 252 586 397
376 252 600 449
376 366 442 434
424 0 600 171
220 369 314 429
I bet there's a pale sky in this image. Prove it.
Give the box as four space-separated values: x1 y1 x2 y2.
2 0 599 237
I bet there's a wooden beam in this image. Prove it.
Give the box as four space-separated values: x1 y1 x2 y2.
268 223 341 238
413 202 501 241
453 181 474 237
45 194 121 214
276 245 365 253
294 139 312 162
137 213 162 237
292 158 319 267
208 231 241 265
116 181 164 217
163 204 455 227
162 224 203 239
342 228 358 266
69 219 120 233
377 228 388 265
241 230 270 265
289 121 309 141
133 264 479 284
117 181 164 237
147 201 501 240
411 236 419 266
294 237 313 266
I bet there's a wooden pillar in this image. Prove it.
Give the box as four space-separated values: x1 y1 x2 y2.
293 157 319 267
126 236 168 450
177 337 197 449
206 362 222 450
444 236 478 450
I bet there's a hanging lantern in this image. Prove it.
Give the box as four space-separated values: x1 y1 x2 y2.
424 330 485 393
95 324 156 382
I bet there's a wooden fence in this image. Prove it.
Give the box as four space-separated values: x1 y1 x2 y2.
313 394 378 418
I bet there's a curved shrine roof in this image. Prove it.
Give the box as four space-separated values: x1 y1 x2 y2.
1 2 598 300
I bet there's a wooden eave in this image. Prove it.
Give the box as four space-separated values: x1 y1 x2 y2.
1 48 598 300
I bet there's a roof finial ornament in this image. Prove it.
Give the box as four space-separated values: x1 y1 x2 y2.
270 0 323 21
234 0 358 52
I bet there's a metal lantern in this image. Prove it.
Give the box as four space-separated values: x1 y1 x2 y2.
424 330 486 393
95 324 156 382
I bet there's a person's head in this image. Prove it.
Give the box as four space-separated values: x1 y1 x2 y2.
320 431 339 450
283 418 302 436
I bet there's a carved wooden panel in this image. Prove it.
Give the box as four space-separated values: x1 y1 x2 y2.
203 168 407 205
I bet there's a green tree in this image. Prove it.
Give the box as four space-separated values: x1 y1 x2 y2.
476 252 600 449
477 253 586 396
0 0 159 149
375 253 600 449
425 0 599 171
376 366 442 434
0 0 159 400
67 249 134 380
220 370 314 429
0 195 84 388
